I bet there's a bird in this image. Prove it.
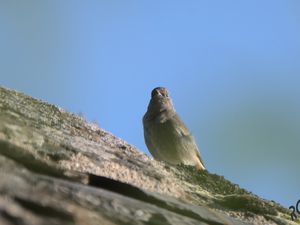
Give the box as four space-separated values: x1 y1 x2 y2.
143 87 205 170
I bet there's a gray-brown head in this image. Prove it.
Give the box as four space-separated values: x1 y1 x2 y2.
149 87 174 111
151 87 169 99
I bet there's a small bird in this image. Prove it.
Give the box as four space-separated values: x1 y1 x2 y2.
143 87 205 170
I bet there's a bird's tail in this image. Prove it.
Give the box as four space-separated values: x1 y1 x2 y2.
195 160 206 170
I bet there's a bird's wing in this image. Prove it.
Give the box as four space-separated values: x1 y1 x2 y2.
172 114 205 167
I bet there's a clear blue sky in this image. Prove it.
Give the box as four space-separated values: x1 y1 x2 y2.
1 1 300 208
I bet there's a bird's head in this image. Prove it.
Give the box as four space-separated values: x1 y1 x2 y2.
147 87 174 115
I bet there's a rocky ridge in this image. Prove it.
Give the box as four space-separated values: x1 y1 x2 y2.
0 86 296 225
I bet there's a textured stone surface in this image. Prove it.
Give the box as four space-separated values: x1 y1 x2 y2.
0 86 296 225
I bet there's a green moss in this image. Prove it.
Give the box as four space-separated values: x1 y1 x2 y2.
175 165 248 195
219 194 278 215
176 165 289 218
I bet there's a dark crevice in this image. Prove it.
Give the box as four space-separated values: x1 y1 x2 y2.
0 209 26 225
14 197 74 222
88 174 225 225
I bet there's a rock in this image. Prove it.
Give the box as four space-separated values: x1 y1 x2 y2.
0 86 294 225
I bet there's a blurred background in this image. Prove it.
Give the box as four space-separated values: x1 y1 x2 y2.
0 1 299 208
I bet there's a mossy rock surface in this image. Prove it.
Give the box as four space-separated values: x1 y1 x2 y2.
0 86 295 225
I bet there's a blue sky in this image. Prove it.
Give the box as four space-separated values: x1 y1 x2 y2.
1 1 300 208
